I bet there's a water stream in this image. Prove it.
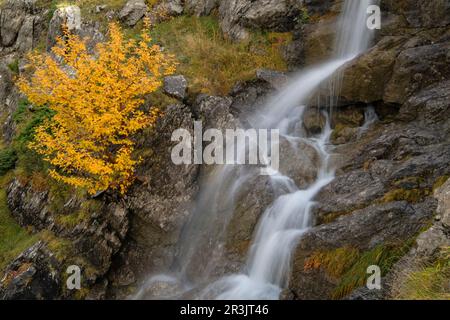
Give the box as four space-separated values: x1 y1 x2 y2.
134 0 377 300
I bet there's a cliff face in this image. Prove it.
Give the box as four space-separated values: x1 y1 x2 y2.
0 0 449 300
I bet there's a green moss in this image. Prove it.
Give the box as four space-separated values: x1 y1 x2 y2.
149 15 288 95
7 59 19 74
381 188 430 203
433 176 449 192
55 200 101 228
0 189 39 272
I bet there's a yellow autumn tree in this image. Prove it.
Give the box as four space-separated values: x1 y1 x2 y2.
17 22 175 194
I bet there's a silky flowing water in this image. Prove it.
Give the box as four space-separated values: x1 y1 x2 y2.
134 0 377 300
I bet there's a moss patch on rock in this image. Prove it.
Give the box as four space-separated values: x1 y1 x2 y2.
304 241 415 299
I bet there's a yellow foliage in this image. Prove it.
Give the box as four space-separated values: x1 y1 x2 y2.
17 22 175 194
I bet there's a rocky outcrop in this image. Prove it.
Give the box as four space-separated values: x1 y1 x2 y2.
163 75 188 100
219 0 304 41
47 5 82 49
156 0 184 16
0 0 47 54
119 0 148 27
386 179 450 299
185 0 219 16
2 177 129 299
107 104 199 297
0 242 61 300
382 0 450 28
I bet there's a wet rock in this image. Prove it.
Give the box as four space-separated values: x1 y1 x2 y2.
279 137 321 189
163 75 188 100
256 69 288 90
119 0 148 27
230 79 273 119
110 104 199 288
224 174 277 266
302 107 326 135
184 0 218 16
303 15 338 64
340 36 408 103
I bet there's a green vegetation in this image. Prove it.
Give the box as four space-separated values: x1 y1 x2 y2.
381 188 430 203
0 148 17 175
395 247 450 300
304 241 416 299
433 176 449 191
7 59 19 74
0 188 38 271
150 15 289 95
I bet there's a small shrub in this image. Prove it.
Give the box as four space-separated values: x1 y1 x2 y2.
0 148 17 175
18 22 175 194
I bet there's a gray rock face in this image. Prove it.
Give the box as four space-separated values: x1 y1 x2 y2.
108 104 199 296
47 5 82 49
163 75 188 100
383 0 450 28
4 177 129 298
0 0 46 53
0 242 61 300
219 0 303 41
156 0 184 16
384 41 450 104
256 69 288 90
119 0 148 27
184 0 218 16
387 179 450 299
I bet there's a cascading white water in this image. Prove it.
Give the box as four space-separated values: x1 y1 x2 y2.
135 0 377 300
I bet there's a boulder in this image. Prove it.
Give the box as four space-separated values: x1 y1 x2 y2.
118 0 148 27
163 75 188 100
339 36 408 103
184 0 218 16
156 0 184 16
219 0 304 41
47 6 82 49
302 107 326 135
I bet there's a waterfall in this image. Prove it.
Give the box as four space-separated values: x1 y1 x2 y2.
134 0 377 300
